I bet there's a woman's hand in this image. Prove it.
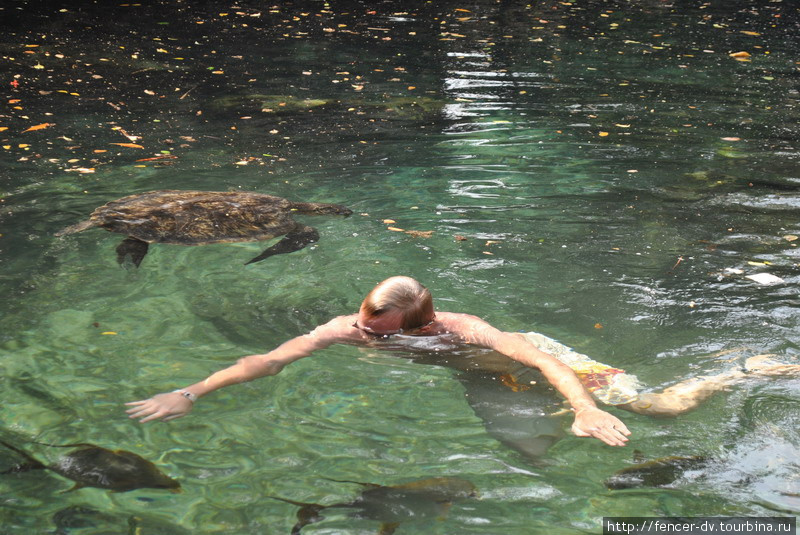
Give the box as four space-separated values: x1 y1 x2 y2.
571 406 631 446
125 392 194 423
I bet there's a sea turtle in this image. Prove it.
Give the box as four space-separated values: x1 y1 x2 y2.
55 190 352 267
0 439 180 493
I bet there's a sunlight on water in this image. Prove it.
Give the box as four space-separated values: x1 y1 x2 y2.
1 1 798 533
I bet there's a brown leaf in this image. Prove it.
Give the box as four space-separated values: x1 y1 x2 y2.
405 230 433 238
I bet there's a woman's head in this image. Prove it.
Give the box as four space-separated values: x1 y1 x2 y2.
356 276 435 335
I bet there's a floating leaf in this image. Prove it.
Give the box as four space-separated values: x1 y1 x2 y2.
22 122 55 132
405 230 433 238
135 155 178 162
110 143 144 149
745 273 783 286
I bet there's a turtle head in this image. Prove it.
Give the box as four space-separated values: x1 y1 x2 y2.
291 202 352 217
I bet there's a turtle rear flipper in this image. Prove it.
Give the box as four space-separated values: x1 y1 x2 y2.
116 238 149 267
55 219 99 237
245 224 319 265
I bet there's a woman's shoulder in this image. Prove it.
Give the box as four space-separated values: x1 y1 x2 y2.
435 311 491 331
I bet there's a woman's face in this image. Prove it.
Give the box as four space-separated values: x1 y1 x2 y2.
355 306 405 336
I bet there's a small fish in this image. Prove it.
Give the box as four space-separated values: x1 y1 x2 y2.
605 454 709 490
51 504 192 535
12 372 79 420
269 476 477 534
0 440 180 493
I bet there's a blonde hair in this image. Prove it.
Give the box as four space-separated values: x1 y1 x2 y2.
360 276 434 331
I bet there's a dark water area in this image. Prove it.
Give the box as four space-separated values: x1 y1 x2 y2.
1 1 799 533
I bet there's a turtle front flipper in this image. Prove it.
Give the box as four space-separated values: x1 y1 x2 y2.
116 238 149 267
245 224 319 265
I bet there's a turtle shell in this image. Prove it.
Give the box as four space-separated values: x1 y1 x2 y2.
89 190 298 245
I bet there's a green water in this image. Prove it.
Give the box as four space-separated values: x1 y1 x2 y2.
1 1 798 533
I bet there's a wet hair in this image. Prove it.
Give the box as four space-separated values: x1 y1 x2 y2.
360 276 434 331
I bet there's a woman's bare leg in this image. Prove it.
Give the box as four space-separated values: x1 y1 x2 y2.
618 355 800 417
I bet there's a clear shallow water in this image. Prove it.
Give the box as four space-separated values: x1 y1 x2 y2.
1 1 799 533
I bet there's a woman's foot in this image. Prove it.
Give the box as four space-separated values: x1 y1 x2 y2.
744 354 800 376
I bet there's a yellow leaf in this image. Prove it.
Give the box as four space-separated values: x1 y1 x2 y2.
598 131 610 137
101 331 118 335
387 226 405 232
382 219 396 224
740 31 760 36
